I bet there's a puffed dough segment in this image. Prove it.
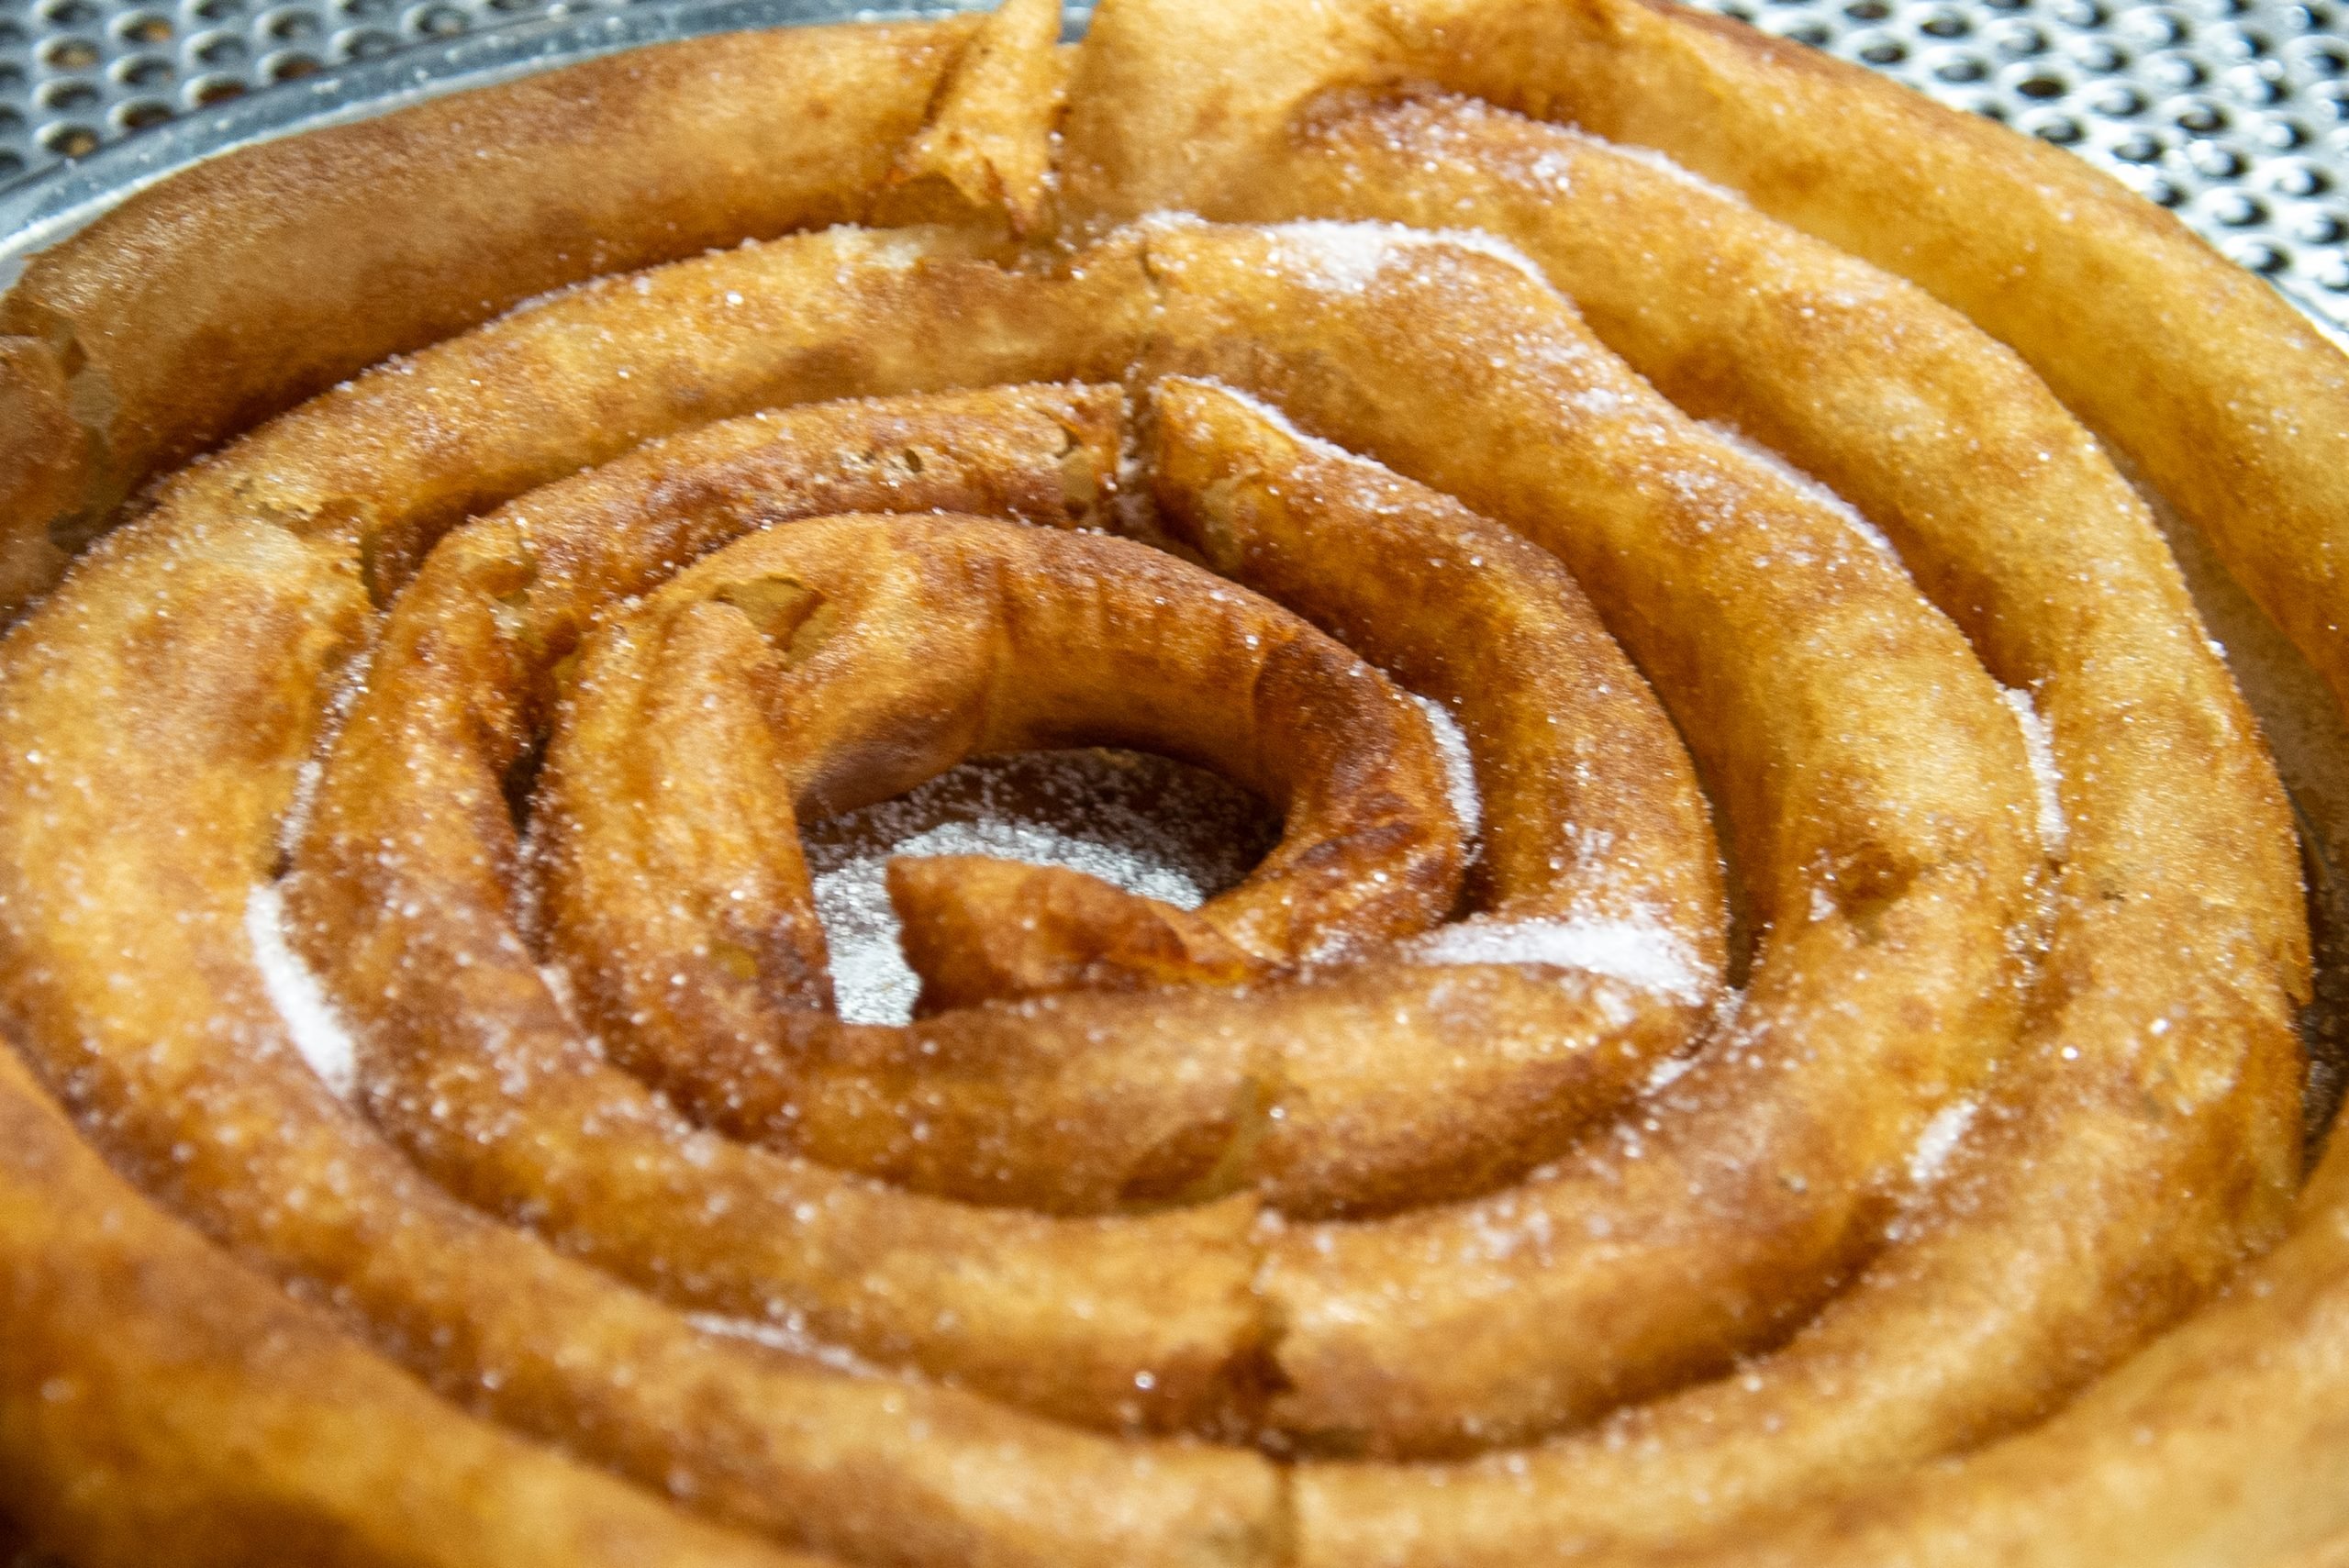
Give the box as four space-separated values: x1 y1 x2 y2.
151 224 1141 595
1402 0 2349 734
882 0 1070 234
1120 218 2042 1455
0 305 1283 1566
0 1048 816 1568
537 373 1719 1223
0 21 988 584
540 439 1463 1025
1638 1126 2349 1567
1067 0 2349 742
1141 375 1723 949
886 856 1264 1013
1086 89 2305 1568
784 957 1706 1219
292 429 1271 1431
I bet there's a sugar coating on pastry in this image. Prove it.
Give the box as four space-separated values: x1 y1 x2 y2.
1 0 2341 1557
1701 419 1900 562
244 882 359 1097
2001 684 2069 856
814 817 1222 1024
1408 692 1484 846
1905 1095 1980 1186
805 751 1275 1023
1407 916 1709 1003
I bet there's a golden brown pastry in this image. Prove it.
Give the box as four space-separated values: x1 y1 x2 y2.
0 0 2341 1563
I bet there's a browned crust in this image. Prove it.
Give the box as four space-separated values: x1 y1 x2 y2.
0 338 80 608
0 304 1285 1566
0 0 2339 1557
0 18 978 556
1618 1131 2349 1566
0 1047 811 1568
882 0 1070 234
1392 0 2349 733
889 859 1265 1013
1177 92 2307 1565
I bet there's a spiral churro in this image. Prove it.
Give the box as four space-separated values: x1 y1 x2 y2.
0 0 2343 1563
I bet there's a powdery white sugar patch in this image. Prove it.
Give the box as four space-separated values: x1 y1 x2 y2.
1701 421 1900 562
814 819 1216 1027
1409 692 1483 845
1265 219 1401 295
1196 380 1356 464
1643 1051 1698 1094
1254 218 1556 298
1402 227 1557 294
686 1311 882 1377
1586 135 1753 207
244 883 359 1097
1132 208 1208 237
278 757 323 863
1409 916 1706 1004
2002 684 2070 857
847 224 935 272
1906 1097 1980 1186
803 751 1275 1026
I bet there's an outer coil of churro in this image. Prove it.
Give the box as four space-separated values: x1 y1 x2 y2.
0 0 2344 1562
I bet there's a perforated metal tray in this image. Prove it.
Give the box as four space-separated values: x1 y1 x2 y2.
0 0 2343 327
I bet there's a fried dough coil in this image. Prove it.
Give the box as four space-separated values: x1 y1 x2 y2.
880 0 1070 234
1175 87 2302 1567
289 481 1420 1425
529 375 1720 1221
1066 0 2349 814
0 1045 816 1568
0 370 1281 1568
1128 218 2042 1454
0 18 988 580
0 0 2343 1562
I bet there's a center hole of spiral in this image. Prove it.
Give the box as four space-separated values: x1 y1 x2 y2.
798 749 1281 1024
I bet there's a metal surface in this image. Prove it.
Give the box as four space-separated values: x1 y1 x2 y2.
0 0 2343 325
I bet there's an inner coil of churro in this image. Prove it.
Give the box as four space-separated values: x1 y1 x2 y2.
3 0 2349 1564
